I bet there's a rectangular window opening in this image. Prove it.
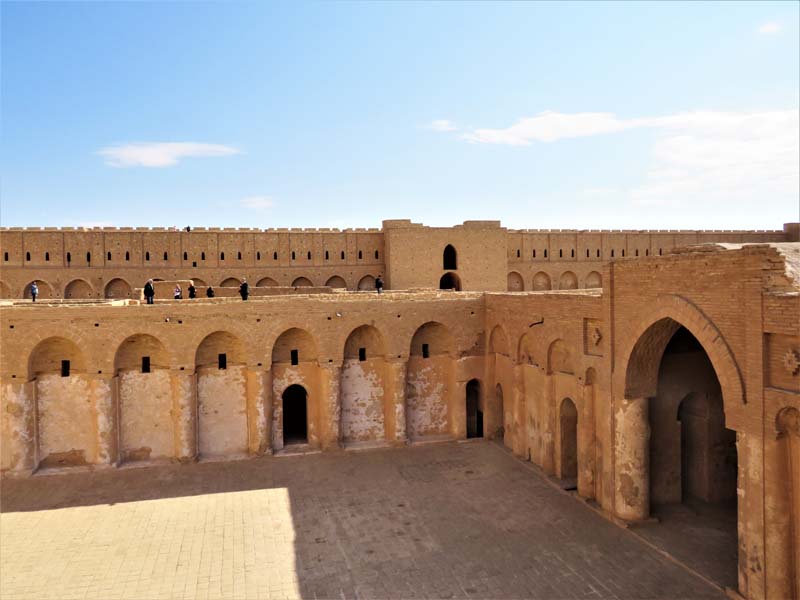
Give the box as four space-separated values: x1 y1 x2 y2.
358 347 366 361
141 356 151 373
61 360 70 377
290 349 299 365
422 343 430 359
218 353 227 370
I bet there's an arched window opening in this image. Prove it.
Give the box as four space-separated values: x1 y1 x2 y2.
443 244 457 270
358 250 363 260
238 251 242 260
559 249 563 258
533 249 536 258
220 252 225 261
659 248 663 255
325 250 329 260
611 250 615 258
635 249 639 257
596 249 600 258
164 252 168 261
439 272 461 291
67 252 72 263
622 249 625 257
559 398 578 482
257 251 261 260
307 251 311 260
182 252 187 260
291 251 296 260
44 252 49 262
86 252 91 263
646 249 649 256
282 384 308 445
145 251 150 261
126 251 130 261
341 250 345 260
107 251 111 261
586 249 589 258
25 252 30 261
273 251 278 260
466 379 483 439
374 250 379 259
202 252 206 260
516 249 521 258
571 249 575 258
3 252 8 261
544 249 548 258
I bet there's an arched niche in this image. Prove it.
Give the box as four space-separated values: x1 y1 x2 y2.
357 275 375 291
507 271 524 291
439 272 461 291
220 277 241 287
272 328 318 365
25 280 55 300
518 333 536 365
585 271 602 289
533 272 551 291
559 271 578 290
325 275 347 289
104 278 132 299
256 277 278 287
489 325 509 356
341 325 388 443
292 277 313 287
64 279 94 299
547 339 574 375
443 244 457 270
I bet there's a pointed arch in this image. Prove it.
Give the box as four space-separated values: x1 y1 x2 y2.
443 244 457 270
64 279 94 299
325 275 347 289
533 271 551 291
104 278 132 299
507 271 524 291
256 277 279 287
559 271 578 290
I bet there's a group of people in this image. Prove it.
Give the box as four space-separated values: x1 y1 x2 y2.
142 278 249 304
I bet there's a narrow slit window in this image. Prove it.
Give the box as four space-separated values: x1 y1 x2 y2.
571 249 575 258
544 249 548 258
67 252 72 263
107 251 112 261
25 252 30 261
646 249 649 256
126 251 130 261
659 248 662 255
218 353 227 370
611 250 615 257
516 249 521 258
164 252 169 260
374 250 379 259
358 250 363 260
141 356 151 373
273 251 278 260
3 252 8 261
622 249 625 257
45 252 50 261
341 251 345 260
559 249 563 258
586 249 589 258
422 343 430 359
635 249 639 257
86 252 91 263
291 251 296 260
61 360 70 377
238 251 242 260
145 251 150 261
307 251 311 260
325 250 329 260
596 249 600 258
257 251 261 261
533 249 536 258
358 347 366 362
202 252 206 260
220 252 225 261
290 349 299 366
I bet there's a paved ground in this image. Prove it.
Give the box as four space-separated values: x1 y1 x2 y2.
0 441 723 600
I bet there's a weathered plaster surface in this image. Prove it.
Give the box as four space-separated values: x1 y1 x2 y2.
198 366 247 457
119 370 174 461
405 357 449 439
37 373 94 466
341 359 385 443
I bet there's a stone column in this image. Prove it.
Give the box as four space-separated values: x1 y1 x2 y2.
246 368 270 456
91 374 117 466
319 363 342 450
385 359 407 444
171 370 197 462
614 396 649 521
578 380 596 500
1 380 35 475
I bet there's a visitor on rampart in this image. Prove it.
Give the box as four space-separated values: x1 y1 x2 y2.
206 286 215 298
143 279 155 304
239 278 249 301
188 281 196 299
173 284 182 300
30 281 38 302
376 275 384 294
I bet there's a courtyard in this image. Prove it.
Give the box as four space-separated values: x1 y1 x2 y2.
0 441 725 600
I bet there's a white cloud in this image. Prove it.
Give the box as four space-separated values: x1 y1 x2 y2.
240 196 275 211
459 108 799 211
98 142 240 167
758 22 781 34
428 119 458 132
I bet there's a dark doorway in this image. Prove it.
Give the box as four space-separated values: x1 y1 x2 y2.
466 379 483 439
283 384 308 445
643 325 738 589
559 398 578 480
439 272 461 291
443 244 457 270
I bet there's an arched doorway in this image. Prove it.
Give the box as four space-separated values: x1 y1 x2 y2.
559 398 578 482
283 385 308 445
439 272 460 291
443 244 457 270
466 379 483 439
645 325 738 588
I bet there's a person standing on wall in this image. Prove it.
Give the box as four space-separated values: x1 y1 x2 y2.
30 281 38 302
239 278 249 301
375 275 384 294
144 279 155 304
206 285 215 298
173 283 182 300
188 280 196 299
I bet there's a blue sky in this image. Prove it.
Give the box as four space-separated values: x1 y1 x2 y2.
2 1 798 230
